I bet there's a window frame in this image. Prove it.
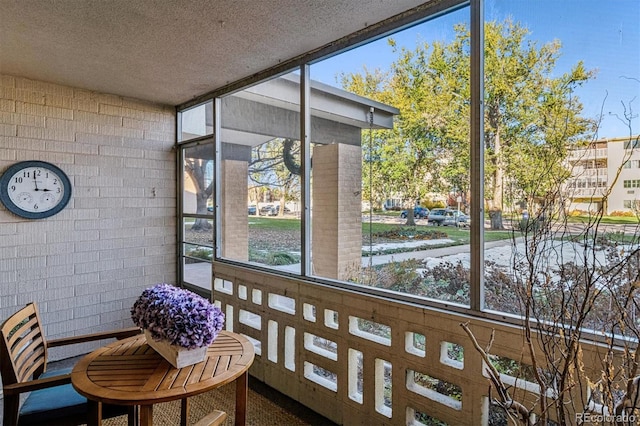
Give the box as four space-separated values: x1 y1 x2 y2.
175 0 493 320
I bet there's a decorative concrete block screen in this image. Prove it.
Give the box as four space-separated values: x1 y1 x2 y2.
212 262 625 425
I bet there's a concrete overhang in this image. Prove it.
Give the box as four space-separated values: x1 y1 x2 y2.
220 74 398 148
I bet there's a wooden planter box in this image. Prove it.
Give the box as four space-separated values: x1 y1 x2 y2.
143 329 207 368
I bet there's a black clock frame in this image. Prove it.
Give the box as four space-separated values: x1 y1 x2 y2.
0 161 72 219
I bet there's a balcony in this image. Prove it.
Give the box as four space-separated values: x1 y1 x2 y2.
206 260 634 425
567 148 609 161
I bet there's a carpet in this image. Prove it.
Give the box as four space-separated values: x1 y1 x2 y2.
98 379 333 426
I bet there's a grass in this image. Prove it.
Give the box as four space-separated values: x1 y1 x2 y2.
248 216 515 246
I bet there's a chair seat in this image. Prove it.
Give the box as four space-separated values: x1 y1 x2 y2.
19 367 87 424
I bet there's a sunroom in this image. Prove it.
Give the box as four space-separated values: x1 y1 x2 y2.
1 0 639 425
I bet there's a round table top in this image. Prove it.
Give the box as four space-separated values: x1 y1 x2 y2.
71 330 255 406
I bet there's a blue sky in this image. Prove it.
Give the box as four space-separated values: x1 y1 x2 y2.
311 1 640 139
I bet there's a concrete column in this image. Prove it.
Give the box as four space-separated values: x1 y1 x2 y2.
221 159 249 261
311 143 362 280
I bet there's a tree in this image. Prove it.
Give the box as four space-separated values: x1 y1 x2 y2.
342 19 595 229
184 157 213 231
249 138 300 216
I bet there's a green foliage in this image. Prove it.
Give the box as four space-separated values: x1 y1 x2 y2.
342 19 595 225
185 247 212 261
266 252 299 265
248 248 300 266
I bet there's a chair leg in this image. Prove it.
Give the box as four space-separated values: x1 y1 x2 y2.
3 395 19 426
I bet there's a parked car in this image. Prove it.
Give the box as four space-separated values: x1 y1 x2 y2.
400 206 429 219
442 210 468 227
260 204 279 216
427 208 449 225
427 208 468 226
248 205 257 215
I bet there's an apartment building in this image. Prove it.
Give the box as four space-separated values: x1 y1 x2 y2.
566 136 640 214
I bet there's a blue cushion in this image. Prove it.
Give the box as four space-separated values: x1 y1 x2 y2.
19 367 87 421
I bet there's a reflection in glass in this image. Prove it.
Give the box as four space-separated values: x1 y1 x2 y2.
179 101 212 142
182 218 213 291
183 144 214 217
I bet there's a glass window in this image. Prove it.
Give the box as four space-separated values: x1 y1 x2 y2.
309 6 471 306
180 141 214 291
176 0 639 329
179 101 213 142
218 71 302 272
483 1 640 322
183 144 214 216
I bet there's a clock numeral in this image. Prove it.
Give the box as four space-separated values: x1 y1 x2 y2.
14 177 23 184
10 185 16 191
33 204 39 210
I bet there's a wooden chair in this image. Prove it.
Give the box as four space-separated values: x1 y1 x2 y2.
0 302 141 426
193 410 228 426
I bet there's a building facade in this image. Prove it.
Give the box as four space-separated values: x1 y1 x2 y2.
566 136 640 215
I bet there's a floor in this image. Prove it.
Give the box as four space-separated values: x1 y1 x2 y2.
0 356 337 426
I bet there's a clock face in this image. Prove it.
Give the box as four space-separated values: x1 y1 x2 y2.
0 161 72 219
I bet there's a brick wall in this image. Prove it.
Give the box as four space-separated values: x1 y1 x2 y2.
311 143 362 279
0 74 176 361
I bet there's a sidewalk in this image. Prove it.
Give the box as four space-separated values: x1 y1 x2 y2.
362 237 519 266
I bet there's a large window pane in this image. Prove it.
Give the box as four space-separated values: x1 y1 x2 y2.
219 72 301 272
310 6 472 306
483 1 640 323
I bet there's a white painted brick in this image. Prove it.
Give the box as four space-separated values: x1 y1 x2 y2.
2 74 175 368
73 98 99 112
0 99 15 112
96 93 124 106
15 89 46 104
46 94 73 109
0 123 17 136
100 125 144 139
98 144 144 158
99 266 144 280
17 264 74 281
0 111 46 126
45 140 99 155
0 75 16 87
0 85 16 99
15 78 74 97
70 273 101 288
16 101 73 119
75 110 123 126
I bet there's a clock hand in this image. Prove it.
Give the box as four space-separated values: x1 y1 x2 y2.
33 175 40 191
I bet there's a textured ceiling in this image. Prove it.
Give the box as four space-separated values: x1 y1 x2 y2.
0 0 426 106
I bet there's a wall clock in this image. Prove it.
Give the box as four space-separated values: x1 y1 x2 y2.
0 161 72 219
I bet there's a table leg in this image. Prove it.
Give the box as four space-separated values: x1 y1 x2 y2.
139 405 153 426
235 371 248 426
87 400 102 426
128 405 139 426
180 397 189 426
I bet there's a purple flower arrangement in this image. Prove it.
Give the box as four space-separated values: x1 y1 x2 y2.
131 284 225 349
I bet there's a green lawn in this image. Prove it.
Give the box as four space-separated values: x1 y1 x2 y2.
248 216 514 246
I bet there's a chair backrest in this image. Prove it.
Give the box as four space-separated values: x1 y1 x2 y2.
0 303 48 387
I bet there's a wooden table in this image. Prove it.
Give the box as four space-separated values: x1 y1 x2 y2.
71 331 255 426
